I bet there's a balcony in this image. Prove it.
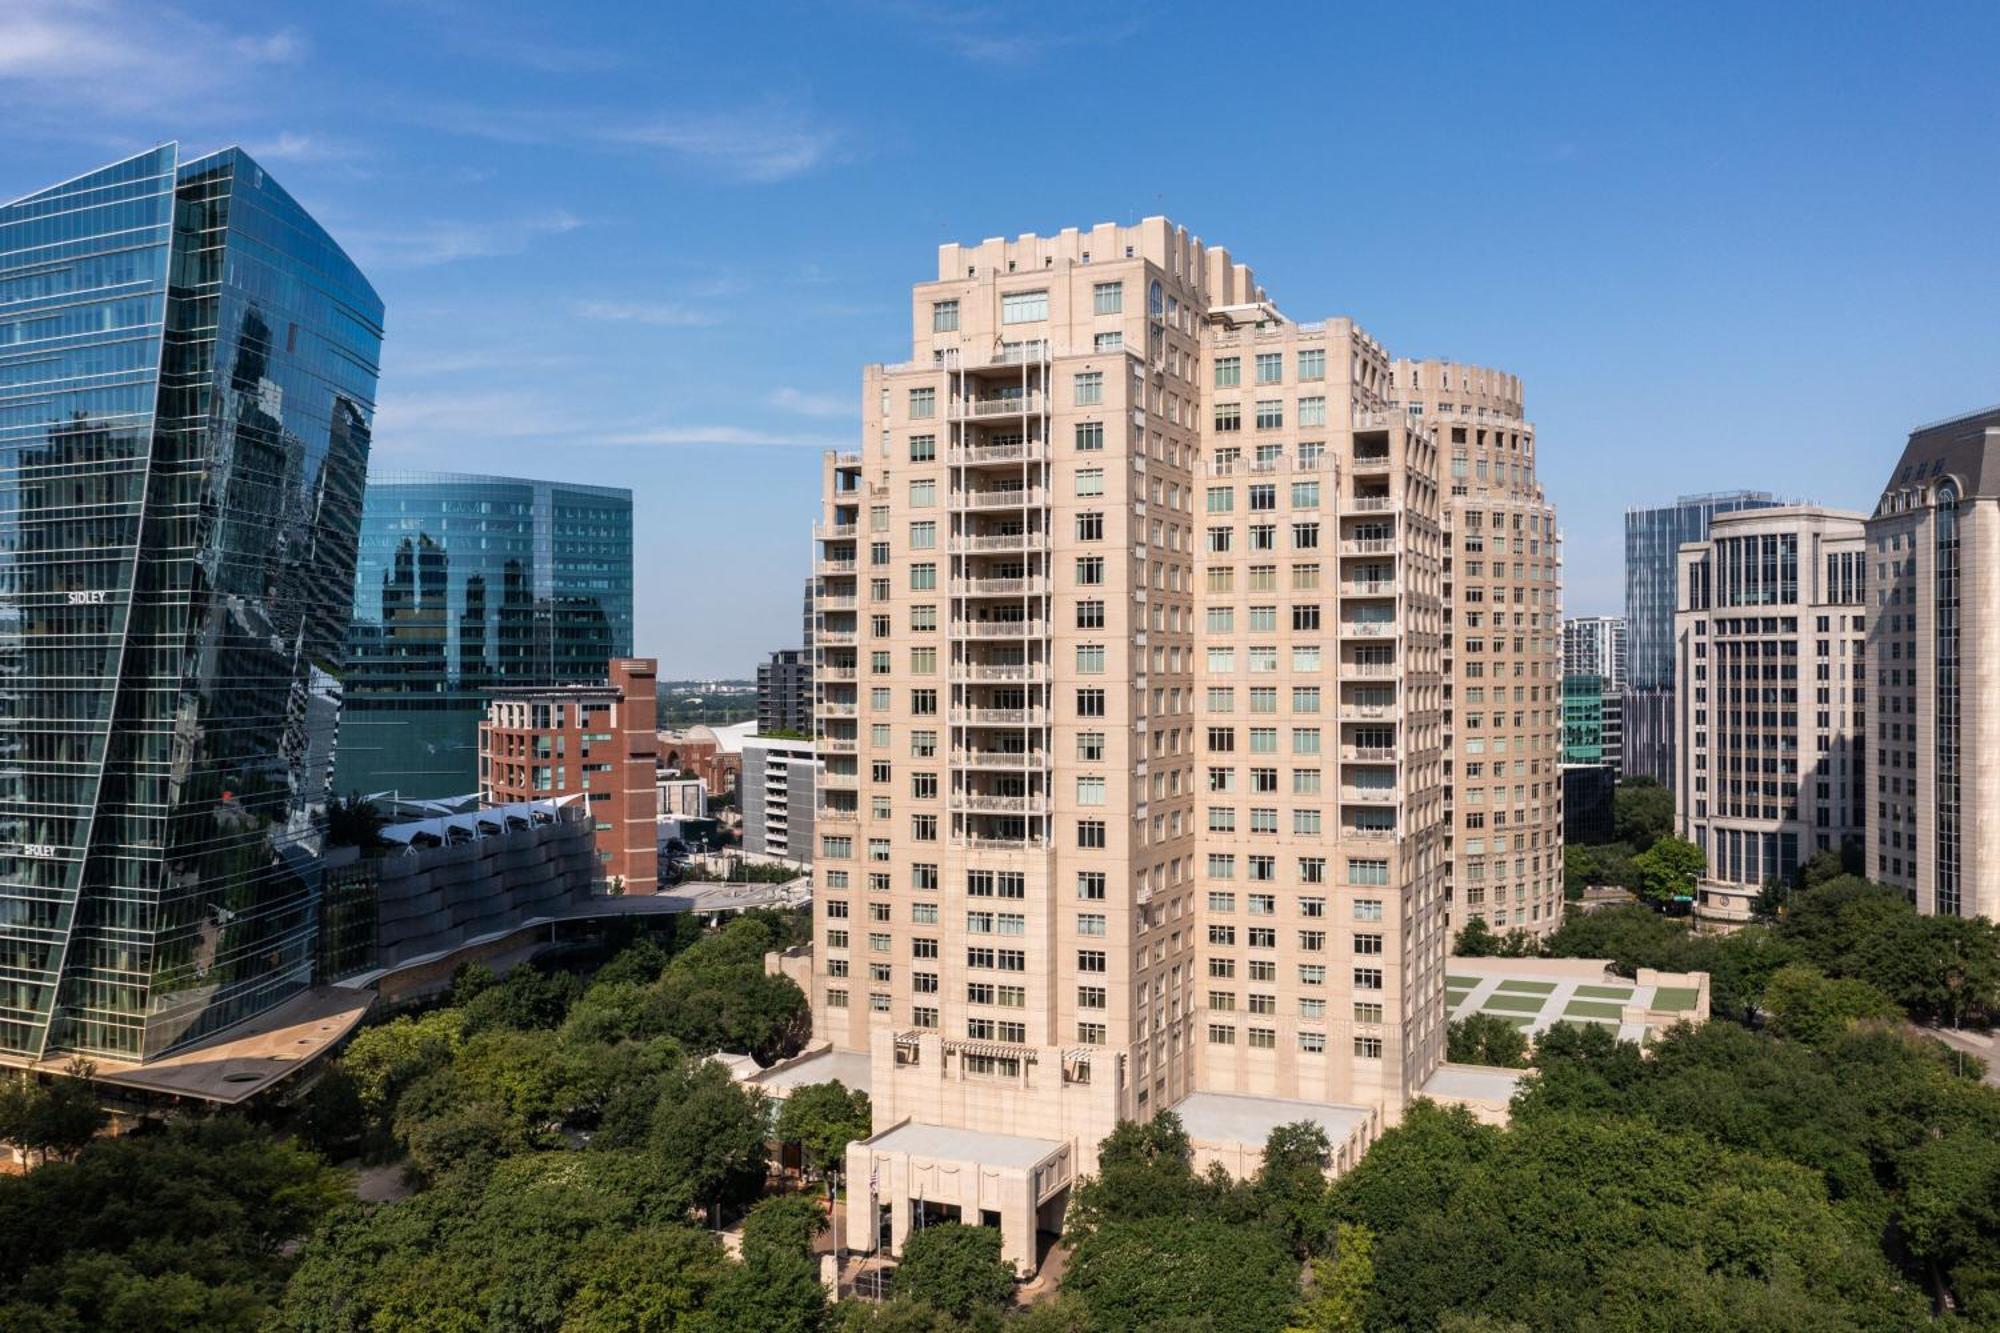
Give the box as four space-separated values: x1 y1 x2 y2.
1343 826 1397 842
1351 454 1392 474
1345 661 1396 678
1339 622 1395 638
951 793 1050 816
1341 538 1395 556
821 738 859 755
1339 702 1395 722
818 594 857 612
819 768 859 788
954 831 1053 851
952 391 1044 420
1342 787 1397 805
952 619 1049 640
819 665 858 681
817 629 857 647
952 533 1041 554
954 663 1047 684
960 576 1049 597
817 807 860 824
818 702 858 718
813 521 858 540
951 707 1047 726
1340 581 1397 598
1342 745 1396 762
953 749 1048 770
817 557 857 575
956 488 1045 511
1341 496 1397 515
950 441 1045 467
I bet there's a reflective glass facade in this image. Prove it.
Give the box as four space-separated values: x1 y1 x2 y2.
1621 490 1782 782
338 473 633 798
0 145 383 1060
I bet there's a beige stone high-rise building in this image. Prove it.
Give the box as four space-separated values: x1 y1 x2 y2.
806 219 1513 1272
1390 363 1564 937
1866 407 2000 920
1672 506 1868 924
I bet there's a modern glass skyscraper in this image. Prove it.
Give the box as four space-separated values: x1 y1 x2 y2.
337 473 633 798
1622 491 1783 783
0 145 382 1061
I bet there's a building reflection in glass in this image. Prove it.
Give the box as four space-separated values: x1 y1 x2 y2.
338 473 633 799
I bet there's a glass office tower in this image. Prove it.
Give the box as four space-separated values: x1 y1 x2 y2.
1622 491 1783 783
0 145 383 1061
338 474 633 798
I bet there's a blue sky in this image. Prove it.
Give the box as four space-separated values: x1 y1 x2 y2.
4 1 1995 676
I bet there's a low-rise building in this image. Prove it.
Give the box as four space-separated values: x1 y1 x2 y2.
480 658 660 894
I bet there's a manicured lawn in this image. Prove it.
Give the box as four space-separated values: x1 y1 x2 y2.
1481 994 1550 1014
1652 986 1701 1011
1574 985 1634 1001
1494 979 1558 995
1446 976 1478 988
1563 1000 1626 1021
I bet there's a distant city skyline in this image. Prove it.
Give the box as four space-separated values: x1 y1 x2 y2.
3 1 1993 674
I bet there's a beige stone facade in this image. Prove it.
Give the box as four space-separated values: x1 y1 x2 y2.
1673 507 1868 923
1391 362 1565 937
1866 407 2000 920
809 218 1540 1270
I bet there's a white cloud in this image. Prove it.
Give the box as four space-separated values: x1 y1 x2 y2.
232 28 307 63
420 101 842 184
769 387 854 418
340 211 583 269
572 299 712 327
0 2 302 124
249 132 361 164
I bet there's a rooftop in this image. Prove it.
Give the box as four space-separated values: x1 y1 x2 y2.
751 1047 873 1096
1421 1064 1525 1106
861 1120 1066 1171
1169 1090 1373 1147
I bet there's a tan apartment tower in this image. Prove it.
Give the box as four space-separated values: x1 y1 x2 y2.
1391 362 1564 937
1866 407 2000 919
810 219 1465 1272
1672 508 1867 924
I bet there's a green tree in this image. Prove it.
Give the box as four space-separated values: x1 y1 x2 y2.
775 1080 872 1190
1612 777 1674 850
560 1226 729 1332
1563 844 1598 900
1256 1121 1335 1258
893 1222 1016 1321
1760 963 1900 1049
0 1063 105 1164
648 1062 770 1221
1066 1215 1297 1333
1453 916 1505 957
1631 835 1704 902
325 792 388 849
740 1193 828 1258
1446 1014 1531 1068
1287 1222 1373 1333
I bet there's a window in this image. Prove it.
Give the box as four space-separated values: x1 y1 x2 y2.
1076 510 1104 540
1255 400 1283 430
910 563 936 590
1353 1035 1384 1058
908 520 936 549
1078 820 1107 848
1076 556 1105 585
1209 1024 1236 1045
1076 421 1104 451
1075 467 1105 497
1255 352 1283 384
1074 371 1104 405
1298 348 1325 381
1077 871 1106 900
909 480 936 507
1076 644 1106 674
910 435 936 462
1298 395 1327 427
909 387 935 418
1215 357 1241 388
1299 1032 1327 1053
1077 600 1105 629
1214 403 1241 432
1077 776 1106 806
1248 484 1276 511
1001 289 1048 323
1093 281 1123 315
1077 688 1106 716
932 300 959 332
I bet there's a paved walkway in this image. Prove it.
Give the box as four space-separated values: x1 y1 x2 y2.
1924 1027 2000 1087
1446 971 1651 1043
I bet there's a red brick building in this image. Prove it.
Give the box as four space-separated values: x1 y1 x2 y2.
479 657 659 894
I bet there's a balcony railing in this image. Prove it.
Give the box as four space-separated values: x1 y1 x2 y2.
1339 703 1394 721
1340 539 1395 555
1343 826 1397 842
817 594 857 612
817 807 860 824
817 557 857 574
949 442 1046 466
951 707 1047 725
817 630 858 647
1345 662 1396 677
1342 788 1397 805
951 391 1045 420
813 521 858 540
1340 581 1397 598
819 666 858 681
960 576 1049 597
818 702 858 718
952 533 1041 554
951 793 1050 816
1342 745 1396 762
819 769 859 787
954 664 1047 683
952 619 1049 639
1342 496 1396 514
821 738 859 755
952 749 1048 770
954 832 1053 851
1351 455 1392 473
955 488 1045 511
1340 622 1394 637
